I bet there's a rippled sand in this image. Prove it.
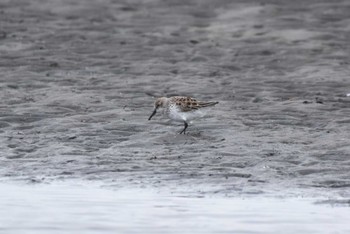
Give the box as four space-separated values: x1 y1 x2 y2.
0 0 350 199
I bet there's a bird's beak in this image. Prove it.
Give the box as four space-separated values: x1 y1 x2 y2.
148 108 157 120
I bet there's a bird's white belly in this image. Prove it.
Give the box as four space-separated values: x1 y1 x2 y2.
167 106 204 122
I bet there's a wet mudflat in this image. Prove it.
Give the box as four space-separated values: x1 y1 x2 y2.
0 0 350 232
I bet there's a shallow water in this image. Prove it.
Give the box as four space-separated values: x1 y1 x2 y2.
1 182 349 234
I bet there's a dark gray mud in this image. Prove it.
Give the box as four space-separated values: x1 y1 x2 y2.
1 0 350 198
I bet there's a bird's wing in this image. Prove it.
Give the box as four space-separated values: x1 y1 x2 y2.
172 96 201 112
172 96 219 112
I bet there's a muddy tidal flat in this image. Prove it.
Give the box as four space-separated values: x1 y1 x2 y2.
1 0 350 233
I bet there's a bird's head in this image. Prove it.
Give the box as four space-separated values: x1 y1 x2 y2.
148 97 168 120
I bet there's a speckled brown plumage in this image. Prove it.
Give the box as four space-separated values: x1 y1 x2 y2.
170 96 218 112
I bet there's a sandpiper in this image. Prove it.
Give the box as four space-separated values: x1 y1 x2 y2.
148 96 219 134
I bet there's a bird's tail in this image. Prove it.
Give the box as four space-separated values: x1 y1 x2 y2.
198 101 219 108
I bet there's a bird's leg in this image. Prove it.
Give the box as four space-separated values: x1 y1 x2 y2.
179 121 188 134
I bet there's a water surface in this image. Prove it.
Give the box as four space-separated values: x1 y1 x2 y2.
1 182 349 234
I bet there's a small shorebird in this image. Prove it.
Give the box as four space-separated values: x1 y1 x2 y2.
148 96 219 134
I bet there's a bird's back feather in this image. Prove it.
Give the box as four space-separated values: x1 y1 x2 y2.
170 96 218 112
